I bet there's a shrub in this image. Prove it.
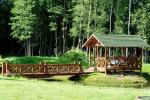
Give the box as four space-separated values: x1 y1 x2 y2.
63 48 87 62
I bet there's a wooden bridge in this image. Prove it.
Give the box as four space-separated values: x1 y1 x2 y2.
1 62 88 77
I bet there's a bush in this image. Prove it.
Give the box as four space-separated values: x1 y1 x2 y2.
5 56 50 64
63 48 87 62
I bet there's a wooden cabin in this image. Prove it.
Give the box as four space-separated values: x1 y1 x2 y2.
82 34 150 74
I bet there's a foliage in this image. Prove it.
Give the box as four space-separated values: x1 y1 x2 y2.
10 0 36 41
4 48 88 67
132 0 150 44
0 0 150 58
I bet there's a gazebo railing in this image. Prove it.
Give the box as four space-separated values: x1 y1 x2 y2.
106 56 142 71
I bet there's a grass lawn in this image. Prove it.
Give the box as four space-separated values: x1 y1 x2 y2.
142 64 150 74
49 64 150 88
0 76 150 100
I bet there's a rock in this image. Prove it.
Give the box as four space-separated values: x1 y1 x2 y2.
136 96 150 100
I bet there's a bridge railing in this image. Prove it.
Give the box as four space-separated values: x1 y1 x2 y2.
2 62 83 76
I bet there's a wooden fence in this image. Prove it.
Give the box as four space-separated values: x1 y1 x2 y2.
1 62 84 77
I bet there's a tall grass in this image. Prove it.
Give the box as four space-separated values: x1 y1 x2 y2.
4 48 88 69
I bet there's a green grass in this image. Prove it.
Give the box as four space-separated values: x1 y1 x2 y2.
48 64 150 88
0 76 150 100
50 73 149 88
82 73 148 88
0 62 149 99
142 64 150 74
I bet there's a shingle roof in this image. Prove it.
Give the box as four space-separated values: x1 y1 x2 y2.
83 34 150 47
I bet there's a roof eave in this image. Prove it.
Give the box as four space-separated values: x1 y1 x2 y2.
82 34 105 48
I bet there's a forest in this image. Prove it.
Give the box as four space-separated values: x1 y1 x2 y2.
0 0 150 56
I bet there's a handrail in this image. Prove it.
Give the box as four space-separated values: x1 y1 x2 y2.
2 63 84 76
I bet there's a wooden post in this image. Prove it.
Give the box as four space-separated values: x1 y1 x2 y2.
39 62 42 73
20 66 22 75
126 47 128 57
2 62 5 76
105 47 107 75
96 46 99 58
125 47 128 70
32 66 34 74
89 46 91 67
5 62 8 76
44 62 47 74
140 47 143 73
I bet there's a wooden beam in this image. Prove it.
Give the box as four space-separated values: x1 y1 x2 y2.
89 46 91 67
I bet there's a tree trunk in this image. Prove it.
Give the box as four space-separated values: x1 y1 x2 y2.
39 33 42 56
94 0 97 32
62 25 66 53
24 42 27 56
109 0 113 33
62 0 66 54
78 21 82 49
55 31 58 56
73 37 75 47
87 2 92 38
128 0 131 35
26 38 31 56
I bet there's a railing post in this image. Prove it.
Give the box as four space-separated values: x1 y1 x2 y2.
79 64 83 73
20 66 22 75
44 62 46 74
32 66 34 74
39 62 42 73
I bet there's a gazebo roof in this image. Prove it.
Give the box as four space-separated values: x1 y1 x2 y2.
83 34 150 47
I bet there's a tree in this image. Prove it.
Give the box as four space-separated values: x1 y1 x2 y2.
132 0 150 44
33 0 50 56
10 0 36 56
128 0 132 35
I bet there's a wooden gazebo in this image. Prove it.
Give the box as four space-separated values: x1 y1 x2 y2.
83 34 149 74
